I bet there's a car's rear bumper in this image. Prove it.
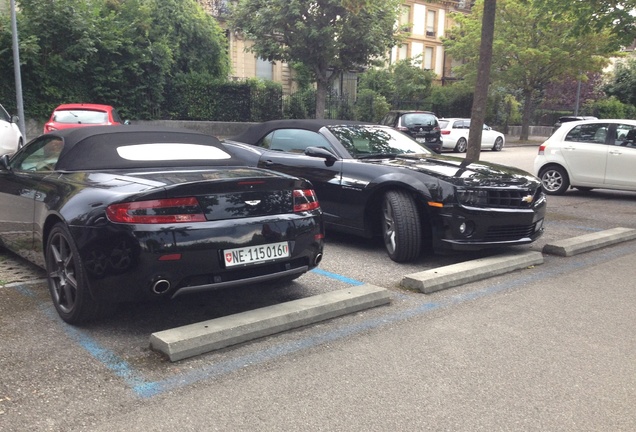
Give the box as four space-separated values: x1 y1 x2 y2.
71 214 324 302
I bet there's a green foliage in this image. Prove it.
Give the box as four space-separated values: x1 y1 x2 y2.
1 0 229 120
604 58 636 107
358 59 435 107
428 83 473 118
168 74 281 121
354 89 390 122
283 89 315 119
443 0 620 133
587 96 636 119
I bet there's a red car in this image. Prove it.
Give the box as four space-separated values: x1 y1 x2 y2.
43 103 129 133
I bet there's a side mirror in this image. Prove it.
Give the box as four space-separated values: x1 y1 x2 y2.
11 115 19 124
304 146 338 164
0 154 12 171
123 120 131 125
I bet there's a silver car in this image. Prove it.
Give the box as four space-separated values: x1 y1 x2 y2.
534 119 636 195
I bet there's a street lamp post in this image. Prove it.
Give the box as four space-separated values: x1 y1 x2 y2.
10 0 27 141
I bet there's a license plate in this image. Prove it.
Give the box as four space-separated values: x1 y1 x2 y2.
223 242 290 267
416 138 426 143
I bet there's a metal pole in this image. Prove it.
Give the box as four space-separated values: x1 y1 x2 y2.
10 0 27 141
574 77 582 116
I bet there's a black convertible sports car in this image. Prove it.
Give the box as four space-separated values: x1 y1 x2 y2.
0 126 324 324
224 120 546 262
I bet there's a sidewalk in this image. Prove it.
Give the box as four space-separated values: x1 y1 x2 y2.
504 135 546 147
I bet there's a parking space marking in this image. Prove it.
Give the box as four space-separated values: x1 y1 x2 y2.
9 240 636 399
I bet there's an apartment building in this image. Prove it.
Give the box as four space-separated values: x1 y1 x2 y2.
198 0 472 92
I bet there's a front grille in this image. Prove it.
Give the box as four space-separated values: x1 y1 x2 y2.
486 188 541 208
485 223 537 241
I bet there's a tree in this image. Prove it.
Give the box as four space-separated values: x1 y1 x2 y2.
229 0 402 119
358 58 436 107
466 0 496 163
0 0 229 119
604 58 636 107
444 0 618 140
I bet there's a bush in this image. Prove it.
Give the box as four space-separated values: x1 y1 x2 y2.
586 96 636 119
354 89 390 122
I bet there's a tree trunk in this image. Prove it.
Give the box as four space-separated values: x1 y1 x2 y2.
465 0 496 164
315 79 328 119
520 91 533 141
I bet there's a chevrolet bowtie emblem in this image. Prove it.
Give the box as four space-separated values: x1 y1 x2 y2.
245 200 261 206
521 195 534 204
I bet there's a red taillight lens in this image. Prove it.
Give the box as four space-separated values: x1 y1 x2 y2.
538 144 546 155
293 189 320 212
441 130 450 135
106 197 206 224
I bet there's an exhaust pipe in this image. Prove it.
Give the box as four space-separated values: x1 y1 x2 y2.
314 253 323 266
152 279 171 295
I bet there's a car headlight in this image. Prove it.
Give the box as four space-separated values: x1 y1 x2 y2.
457 189 489 206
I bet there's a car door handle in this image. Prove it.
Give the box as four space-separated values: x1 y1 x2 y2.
263 160 275 166
609 150 622 156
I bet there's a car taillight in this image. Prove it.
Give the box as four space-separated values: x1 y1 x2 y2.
441 130 450 135
538 144 546 155
106 197 206 224
396 126 409 132
293 189 320 212
44 125 57 133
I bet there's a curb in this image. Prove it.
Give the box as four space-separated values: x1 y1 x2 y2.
401 250 544 294
150 284 391 362
542 227 636 256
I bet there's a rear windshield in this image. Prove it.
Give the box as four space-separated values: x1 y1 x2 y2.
54 109 109 125
401 113 437 127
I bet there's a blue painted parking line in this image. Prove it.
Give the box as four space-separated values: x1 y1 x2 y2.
10 240 636 399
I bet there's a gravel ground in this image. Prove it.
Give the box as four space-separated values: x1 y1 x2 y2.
0 250 45 286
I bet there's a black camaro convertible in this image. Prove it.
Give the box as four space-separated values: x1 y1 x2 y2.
224 120 546 262
0 126 324 324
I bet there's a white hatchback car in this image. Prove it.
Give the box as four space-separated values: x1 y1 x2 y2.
534 119 636 195
439 118 505 152
0 104 23 155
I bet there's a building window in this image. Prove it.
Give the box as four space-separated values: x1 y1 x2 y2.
424 47 434 70
400 5 410 28
399 44 408 60
426 10 436 37
256 57 273 80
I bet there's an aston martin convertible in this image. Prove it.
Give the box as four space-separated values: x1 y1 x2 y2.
0 126 324 324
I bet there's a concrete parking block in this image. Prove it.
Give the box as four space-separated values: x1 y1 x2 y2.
150 284 391 362
401 250 544 294
542 227 636 257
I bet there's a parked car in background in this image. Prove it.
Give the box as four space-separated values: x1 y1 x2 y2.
0 103 23 155
534 119 636 195
43 103 129 133
224 120 545 263
439 118 505 152
0 126 324 324
552 115 597 133
378 110 443 153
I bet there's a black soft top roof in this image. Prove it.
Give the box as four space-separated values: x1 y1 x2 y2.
46 125 245 171
229 119 370 145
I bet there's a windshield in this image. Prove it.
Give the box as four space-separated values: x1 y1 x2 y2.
328 125 433 158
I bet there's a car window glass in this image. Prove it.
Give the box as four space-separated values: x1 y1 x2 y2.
262 129 331 153
0 105 9 122
12 137 64 171
617 125 636 147
328 125 431 157
564 123 610 144
402 113 437 127
111 109 123 123
54 110 108 125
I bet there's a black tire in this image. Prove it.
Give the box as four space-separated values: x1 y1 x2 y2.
454 137 467 153
381 190 422 262
492 137 504 151
539 166 570 195
46 223 102 324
